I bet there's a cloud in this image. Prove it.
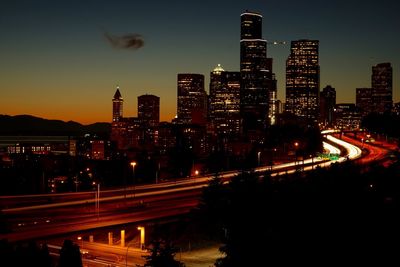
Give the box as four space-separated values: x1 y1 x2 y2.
104 32 144 50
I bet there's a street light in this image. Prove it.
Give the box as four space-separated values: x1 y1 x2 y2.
294 142 299 169
77 236 83 251
310 154 314 170
130 161 137 198
271 148 277 171
97 183 100 218
125 226 146 267
130 162 137 180
137 226 145 250
125 241 136 267
257 151 261 166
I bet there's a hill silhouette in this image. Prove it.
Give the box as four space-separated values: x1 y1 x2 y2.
0 115 110 136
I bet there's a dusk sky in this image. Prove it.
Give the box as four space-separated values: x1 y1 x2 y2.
1 0 399 124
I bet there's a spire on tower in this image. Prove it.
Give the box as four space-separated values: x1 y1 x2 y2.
113 86 122 99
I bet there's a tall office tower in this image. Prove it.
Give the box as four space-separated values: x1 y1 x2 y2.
371 62 392 113
320 85 336 125
177 73 207 124
356 88 372 116
111 87 128 149
138 94 160 127
112 86 123 122
240 11 277 136
285 40 320 122
209 64 241 136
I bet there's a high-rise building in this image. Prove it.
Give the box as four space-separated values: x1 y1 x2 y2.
371 62 392 113
177 73 207 125
320 85 336 125
355 63 393 116
356 88 372 116
112 86 123 122
240 11 277 136
209 64 241 136
285 40 320 122
111 88 155 150
138 94 160 127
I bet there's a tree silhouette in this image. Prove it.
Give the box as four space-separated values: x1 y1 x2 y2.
58 239 82 267
143 239 185 267
205 161 400 266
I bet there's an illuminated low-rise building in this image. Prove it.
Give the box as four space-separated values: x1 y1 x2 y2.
334 103 361 130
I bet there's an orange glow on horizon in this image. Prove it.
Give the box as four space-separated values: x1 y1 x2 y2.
2 107 176 125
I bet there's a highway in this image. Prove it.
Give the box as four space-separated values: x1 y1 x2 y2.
47 242 147 267
1 133 364 242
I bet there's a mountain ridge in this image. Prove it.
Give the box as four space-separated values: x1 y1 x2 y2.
0 115 110 136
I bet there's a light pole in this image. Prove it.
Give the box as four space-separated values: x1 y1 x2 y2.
271 148 277 171
125 241 136 267
137 226 145 250
294 142 299 170
130 162 136 198
97 183 100 218
77 236 83 251
257 151 261 166
155 162 160 184
310 154 314 170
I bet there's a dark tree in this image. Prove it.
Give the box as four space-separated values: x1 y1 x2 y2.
197 173 228 237
39 243 53 267
207 162 400 267
58 239 82 267
143 239 185 267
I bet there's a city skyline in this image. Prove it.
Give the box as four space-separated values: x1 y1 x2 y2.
1 0 399 124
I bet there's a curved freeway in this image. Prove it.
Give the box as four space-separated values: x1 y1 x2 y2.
1 132 363 242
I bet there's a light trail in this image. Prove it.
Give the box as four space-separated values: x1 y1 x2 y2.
2 135 357 213
326 135 362 160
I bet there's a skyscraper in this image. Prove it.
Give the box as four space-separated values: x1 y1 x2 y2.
356 88 372 116
355 63 393 116
112 86 123 122
320 85 336 125
138 94 160 127
209 64 241 136
111 87 128 149
177 73 207 125
286 40 320 122
240 11 277 137
371 62 392 113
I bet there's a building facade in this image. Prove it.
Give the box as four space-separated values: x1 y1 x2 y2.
240 11 277 138
356 88 372 116
334 103 361 130
209 64 241 137
138 94 160 127
320 85 336 125
286 40 320 122
355 63 393 116
112 87 123 122
111 87 160 150
371 62 392 114
177 74 207 125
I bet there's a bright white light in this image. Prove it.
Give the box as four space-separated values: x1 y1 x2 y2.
326 135 362 160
